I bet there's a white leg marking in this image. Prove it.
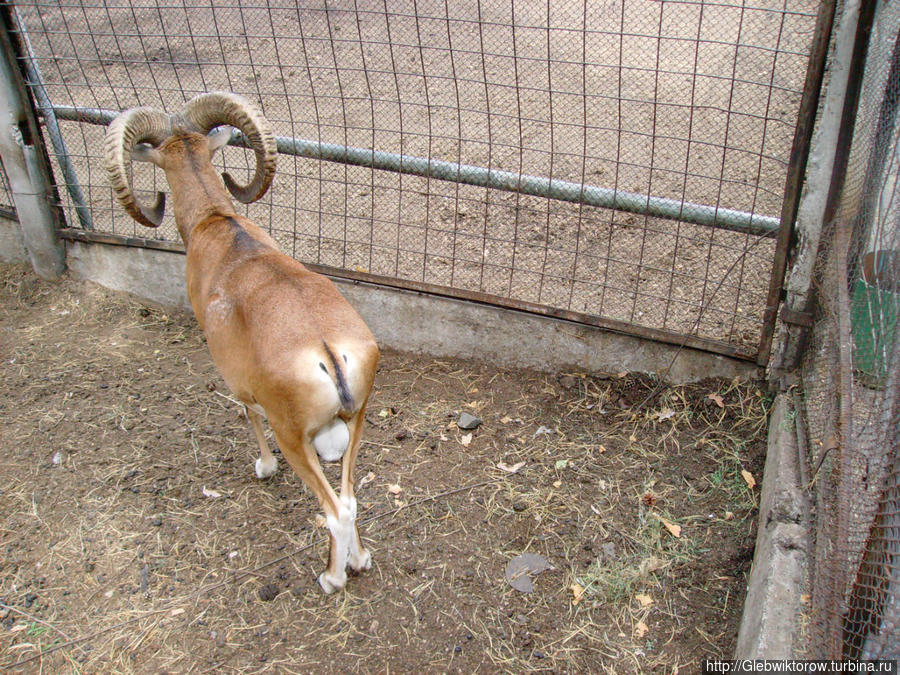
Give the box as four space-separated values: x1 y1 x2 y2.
342 495 372 572
318 504 353 593
255 455 278 479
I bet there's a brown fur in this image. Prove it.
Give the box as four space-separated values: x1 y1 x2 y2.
142 131 379 592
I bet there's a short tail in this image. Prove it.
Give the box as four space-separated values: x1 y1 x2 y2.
322 340 355 413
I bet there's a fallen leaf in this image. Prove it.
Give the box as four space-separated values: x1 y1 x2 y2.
170 608 185 617
552 480 562 488
202 486 222 499
725 511 735 520
497 461 525 474
555 459 569 470
640 556 668 575
634 620 649 638
460 433 473 447
500 415 512 424
654 513 682 538
707 393 725 408
741 469 757 490
570 583 585 605
388 483 403 495
655 408 676 421
533 426 554 438
505 553 552 593
635 593 653 607
359 471 376 488
598 444 606 454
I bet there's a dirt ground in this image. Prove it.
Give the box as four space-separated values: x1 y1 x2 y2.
0 262 768 673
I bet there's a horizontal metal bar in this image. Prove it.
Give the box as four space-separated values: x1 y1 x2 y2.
51 105 780 237
59 227 759 361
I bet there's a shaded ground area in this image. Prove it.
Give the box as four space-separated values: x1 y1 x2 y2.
0 263 767 673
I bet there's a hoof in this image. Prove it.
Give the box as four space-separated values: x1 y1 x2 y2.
255 456 278 479
318 570 347 594
350 548 372 572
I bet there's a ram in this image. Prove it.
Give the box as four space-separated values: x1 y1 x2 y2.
105 91 380 593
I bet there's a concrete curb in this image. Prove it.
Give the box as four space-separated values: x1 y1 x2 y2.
735 393 808 658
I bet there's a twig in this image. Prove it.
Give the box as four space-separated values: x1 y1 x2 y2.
0 601 82 650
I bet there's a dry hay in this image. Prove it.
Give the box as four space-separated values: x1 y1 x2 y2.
0 262 768 673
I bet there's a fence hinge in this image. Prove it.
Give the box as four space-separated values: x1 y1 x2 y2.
780 306 815 327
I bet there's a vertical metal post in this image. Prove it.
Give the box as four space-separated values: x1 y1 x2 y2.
0 4 65 278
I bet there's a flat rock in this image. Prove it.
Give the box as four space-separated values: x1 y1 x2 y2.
457 412 482 430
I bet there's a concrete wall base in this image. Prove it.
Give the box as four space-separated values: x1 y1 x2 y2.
735 393 807 658
0 214 26 263
64 239 758 384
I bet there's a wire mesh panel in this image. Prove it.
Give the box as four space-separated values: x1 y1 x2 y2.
6 0 821 359
801 0 900 658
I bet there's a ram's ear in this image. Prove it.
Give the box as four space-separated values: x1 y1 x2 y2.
207 126 233 156
131 143 163 166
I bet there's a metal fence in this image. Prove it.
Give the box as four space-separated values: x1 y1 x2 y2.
798 0 900 658
1 0 827 363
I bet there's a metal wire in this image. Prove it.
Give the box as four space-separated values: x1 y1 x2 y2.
6 0 821 358
800 0 900 658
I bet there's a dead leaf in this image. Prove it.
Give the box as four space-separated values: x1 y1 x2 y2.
655 408 676 421
202 486 222 499
741 469 756 490
359 471 376 488
460 433 473 447
725 511 735 520
654 513 682 538
170 608 185 617
635 593 653 607
707 392 725 408
505 553 552 593
634 620 649 638
552 480 562 488
555 459 569 470
570 583 585 605
388 483 403 495
598 444 606 453
497 461 525 474
500 415 512 424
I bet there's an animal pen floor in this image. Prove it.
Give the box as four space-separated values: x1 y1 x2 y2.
0 262 767 674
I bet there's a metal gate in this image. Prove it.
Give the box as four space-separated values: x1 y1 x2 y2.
2 0 830 363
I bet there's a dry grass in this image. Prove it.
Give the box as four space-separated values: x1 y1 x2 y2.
0 262 769 673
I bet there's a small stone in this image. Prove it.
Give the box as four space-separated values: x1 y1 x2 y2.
601 542 617 560
512 502 528 513
457 412 482 430
23 593 38 608
151 517 163 527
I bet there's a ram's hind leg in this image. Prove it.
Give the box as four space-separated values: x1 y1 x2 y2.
273 428 351 593
245 406 278 479
341 404 372 572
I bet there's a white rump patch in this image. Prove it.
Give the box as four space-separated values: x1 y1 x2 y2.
312 418 350 462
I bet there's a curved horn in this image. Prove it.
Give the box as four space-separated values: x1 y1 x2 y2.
181 91 277 203
104 107 171 227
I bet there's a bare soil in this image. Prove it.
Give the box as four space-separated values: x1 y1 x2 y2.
0 262 768 673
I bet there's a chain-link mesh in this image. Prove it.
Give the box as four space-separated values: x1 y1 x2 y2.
801 0 900 658
6 1 820 359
